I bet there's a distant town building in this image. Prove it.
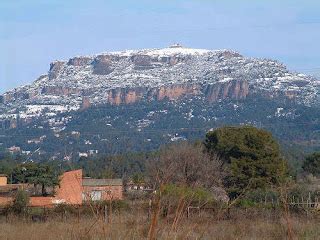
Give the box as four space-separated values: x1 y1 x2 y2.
7 146 21 154
71 131 81 137
79 152 88 158
125 180 152 192
88 150 99 155
21 150 31 155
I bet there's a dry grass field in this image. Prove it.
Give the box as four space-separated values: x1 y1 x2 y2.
0 209 319 240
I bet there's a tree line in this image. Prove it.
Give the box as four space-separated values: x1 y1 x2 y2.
0 126 319 201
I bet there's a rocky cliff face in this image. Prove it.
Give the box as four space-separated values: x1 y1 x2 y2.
49 61 65 80
204 80 249 102
1 46 320 159
0 46 319 122
102 80 249 105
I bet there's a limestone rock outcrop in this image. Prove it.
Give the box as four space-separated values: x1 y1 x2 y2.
0 46 318 122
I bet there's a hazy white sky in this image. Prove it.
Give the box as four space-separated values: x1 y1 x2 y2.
1 0 320 93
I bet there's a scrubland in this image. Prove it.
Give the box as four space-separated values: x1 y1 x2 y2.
0 207 319 240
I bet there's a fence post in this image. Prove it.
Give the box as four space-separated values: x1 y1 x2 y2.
108 199 112 223
148 199 152 221
64 209 67 222
104 205 108 223
187 207 190 219
309 192 312 208
77 206 80 223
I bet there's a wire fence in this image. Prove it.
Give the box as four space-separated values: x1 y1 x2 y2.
0 200 152 224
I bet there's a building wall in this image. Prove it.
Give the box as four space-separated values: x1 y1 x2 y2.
1 170 124 207
82 185 123 201
30 197 54 207
0 176 7 186
54 169 83 205
0 196 12 206
28 170 84 207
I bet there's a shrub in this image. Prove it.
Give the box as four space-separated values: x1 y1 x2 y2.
205 126 288 199
302 152 320 177
11 189 30 215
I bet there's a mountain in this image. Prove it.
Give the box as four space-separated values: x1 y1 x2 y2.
0 45 320 161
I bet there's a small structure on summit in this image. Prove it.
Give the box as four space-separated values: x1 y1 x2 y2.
169 43 183 48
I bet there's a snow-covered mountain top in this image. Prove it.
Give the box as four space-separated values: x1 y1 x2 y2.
63 45 233 61
1 45 319 160
107 45 214 57
1 45 319 119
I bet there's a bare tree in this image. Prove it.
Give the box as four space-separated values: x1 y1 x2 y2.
146 142 226 240
147 142 224 190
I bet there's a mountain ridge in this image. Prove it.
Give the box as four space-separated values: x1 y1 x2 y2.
0 46 319 160
1 46 319 114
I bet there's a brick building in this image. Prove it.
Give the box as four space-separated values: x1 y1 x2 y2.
0 174 29 206
29 169 84 207
0 169 123 207
0 174 7 186
82 178 123 201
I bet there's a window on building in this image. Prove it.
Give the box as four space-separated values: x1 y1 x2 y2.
90 190 102 201
82 193 87 201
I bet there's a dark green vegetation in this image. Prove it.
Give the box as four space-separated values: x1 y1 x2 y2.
1 126 320 240
0 152 148 183
0 152 21 177
302 152 320 177
1 125 319 186
205 127 287 198
9 190 30 215
76 152 148 179
0 95 320 167
9 163 60 196
2 126 319 201
0 158 61 196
